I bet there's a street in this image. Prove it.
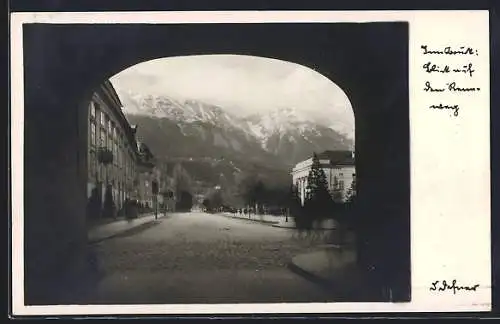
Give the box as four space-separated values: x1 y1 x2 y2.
87 211 339 304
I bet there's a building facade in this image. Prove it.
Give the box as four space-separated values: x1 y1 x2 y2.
291 150 356 205
135 140 160 208
160 178 177 212
86 80 158 219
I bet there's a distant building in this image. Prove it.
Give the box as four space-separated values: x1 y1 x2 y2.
159 175 176 212
291 150 356 205
135 140 159 208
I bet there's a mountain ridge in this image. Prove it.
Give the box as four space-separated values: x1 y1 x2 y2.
122 93 354 155
122 93 354 193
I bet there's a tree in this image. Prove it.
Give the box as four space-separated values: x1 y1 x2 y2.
176 191 193 212
263 185 289 213
345 177 357 204
202 198 210 211
172 162 192 199
288 184 303 218
291 183 312 233
237 173 259 207
304 153 334 221
253 180 266 214
209 189 224 211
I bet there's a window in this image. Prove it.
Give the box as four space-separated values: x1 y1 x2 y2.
100 111 105 126
88 151 94 177
90 102 96 119
94 101 101 119
90 122 96 147
339 180 345 190
100 130 106 148
106 129 112 148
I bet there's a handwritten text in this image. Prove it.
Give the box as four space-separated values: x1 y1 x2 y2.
430 280 480 294
421 44 481 117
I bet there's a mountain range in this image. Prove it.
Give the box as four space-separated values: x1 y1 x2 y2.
121 93 354 191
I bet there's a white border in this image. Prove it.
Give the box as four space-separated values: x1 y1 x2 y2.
10 10 491 315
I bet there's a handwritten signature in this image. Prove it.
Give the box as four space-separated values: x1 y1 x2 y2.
430 280 480 294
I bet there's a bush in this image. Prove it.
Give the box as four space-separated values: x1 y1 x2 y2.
176 191 193 212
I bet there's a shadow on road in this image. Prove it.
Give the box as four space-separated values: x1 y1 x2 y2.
90 220 163 244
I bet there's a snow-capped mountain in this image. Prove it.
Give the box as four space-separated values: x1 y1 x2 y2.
122 93 353 158
121 93 354 190
241 107 353 152
121 92 246 130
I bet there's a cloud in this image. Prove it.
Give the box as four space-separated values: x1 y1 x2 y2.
110 54 354 135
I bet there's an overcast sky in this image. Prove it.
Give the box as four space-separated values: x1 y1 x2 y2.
110 55 354 136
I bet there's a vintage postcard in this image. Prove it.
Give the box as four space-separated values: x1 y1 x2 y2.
9 10 491 316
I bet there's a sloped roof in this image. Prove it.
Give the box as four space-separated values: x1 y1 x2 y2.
317 150 354 165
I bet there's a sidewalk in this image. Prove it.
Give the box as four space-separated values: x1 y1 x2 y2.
272 218 337 230
288 246 382 301
219 212 341 230
219 212 283 225
87 212 166 243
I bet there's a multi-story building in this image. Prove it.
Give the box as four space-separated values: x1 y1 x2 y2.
158 172 176 212
135 140 160 208
86 80 158 219
291 150 356 205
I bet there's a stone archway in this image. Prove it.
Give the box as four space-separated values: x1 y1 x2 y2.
22 22 410 304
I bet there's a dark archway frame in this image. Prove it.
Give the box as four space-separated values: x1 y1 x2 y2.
22 22 410 304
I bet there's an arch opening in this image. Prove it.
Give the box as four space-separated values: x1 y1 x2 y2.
82 55 360 304
88 54 356 217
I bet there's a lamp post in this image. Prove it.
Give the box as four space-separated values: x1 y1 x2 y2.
152 179 158 220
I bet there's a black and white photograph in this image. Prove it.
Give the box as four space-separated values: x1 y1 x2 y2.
19 20 411 306
10 10 492 316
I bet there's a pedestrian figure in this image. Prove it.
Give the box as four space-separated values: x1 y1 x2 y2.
123 198 130 219
87 188 100 220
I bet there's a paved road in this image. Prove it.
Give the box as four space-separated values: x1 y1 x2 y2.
86 211 340 304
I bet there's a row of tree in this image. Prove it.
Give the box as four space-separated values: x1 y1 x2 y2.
161 152 357 221
237 175 289 212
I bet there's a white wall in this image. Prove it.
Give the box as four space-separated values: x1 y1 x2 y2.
292 160 356 204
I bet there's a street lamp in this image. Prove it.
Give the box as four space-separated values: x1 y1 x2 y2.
152 179 158 220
